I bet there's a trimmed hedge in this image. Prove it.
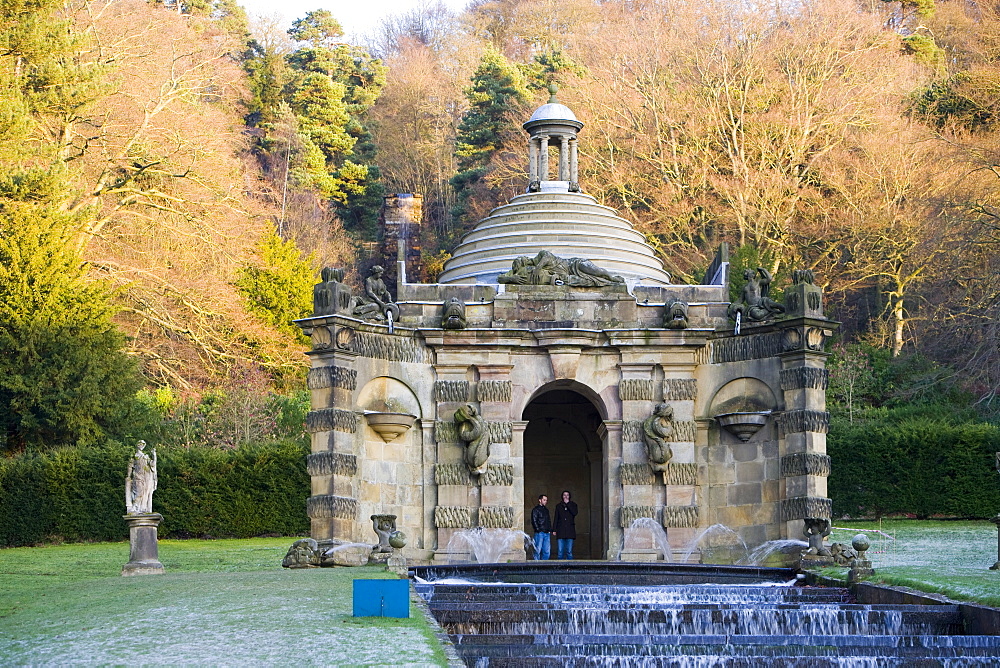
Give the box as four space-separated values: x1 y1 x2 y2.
0 439 309 547
829 413 1000 519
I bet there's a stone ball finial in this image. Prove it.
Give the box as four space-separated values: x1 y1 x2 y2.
852 533 870 555
389 530 407 549
547 83 559 102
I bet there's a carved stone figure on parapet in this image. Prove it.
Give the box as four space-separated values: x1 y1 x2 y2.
664 300 689 329
497 250 625 287
441 297 467 329
642 403 675 473
352 265 401 322
785 268 825 317
803 517 833 557
371 514 397 554
313 267 352 317
792 269 815 286
126 440 157 515
454 403 491 476
728 267 785 323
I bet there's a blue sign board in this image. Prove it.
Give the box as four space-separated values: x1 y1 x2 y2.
352 578 410 618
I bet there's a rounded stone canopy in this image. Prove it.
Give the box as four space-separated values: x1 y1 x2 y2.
524 102 583 130
437 189 672 286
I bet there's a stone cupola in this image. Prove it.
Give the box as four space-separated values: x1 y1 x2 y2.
437 89 673 286
524 85 583 192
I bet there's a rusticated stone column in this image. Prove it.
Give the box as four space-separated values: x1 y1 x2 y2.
477 365 522 560
777 276 838 539
431 365 474 562
303 335 361 542
617 363 660 561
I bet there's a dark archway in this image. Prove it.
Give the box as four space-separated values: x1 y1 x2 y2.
522 389 605 560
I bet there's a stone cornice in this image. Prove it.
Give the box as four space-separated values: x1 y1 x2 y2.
422 326 714 350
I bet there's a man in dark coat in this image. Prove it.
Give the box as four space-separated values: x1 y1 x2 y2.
530 494 553 560
553 490 579 559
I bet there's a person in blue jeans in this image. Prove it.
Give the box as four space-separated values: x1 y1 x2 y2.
553 490 578 559
530 494 553 559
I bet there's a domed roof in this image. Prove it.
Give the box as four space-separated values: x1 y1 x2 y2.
526 102 579 125
523 85 583 131
437 190 672 286
438 88 671 287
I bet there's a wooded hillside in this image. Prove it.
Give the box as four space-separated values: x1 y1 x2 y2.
3 0 1000 452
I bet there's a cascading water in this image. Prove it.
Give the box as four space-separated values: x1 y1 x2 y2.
617 517 673 561
737 539 809 566
680 523 749 564
416 569 1000 667
445 527 532 564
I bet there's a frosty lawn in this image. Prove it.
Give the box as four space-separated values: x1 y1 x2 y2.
0 538 449 666
4 524 1000 664
826 519 1000 607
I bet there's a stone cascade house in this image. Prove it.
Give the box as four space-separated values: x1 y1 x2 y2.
300 93 837 563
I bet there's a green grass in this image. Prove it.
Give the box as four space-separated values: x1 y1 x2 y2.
821 519 1000 607
0 539 449 666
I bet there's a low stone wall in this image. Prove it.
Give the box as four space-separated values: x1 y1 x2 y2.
805 573 1000 635
852 582 1000 635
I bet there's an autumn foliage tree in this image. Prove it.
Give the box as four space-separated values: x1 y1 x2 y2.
0 0 151 451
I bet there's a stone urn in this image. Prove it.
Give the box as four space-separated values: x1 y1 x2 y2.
365 412 417 442
715 411 770 442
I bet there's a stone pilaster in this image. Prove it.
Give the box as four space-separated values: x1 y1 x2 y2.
617 363 660 560
304 334 360 542
420 419 437 554
600 420 624 559
477 365 522 559
660 372 700 558
776 311 838 539
432 365 476 560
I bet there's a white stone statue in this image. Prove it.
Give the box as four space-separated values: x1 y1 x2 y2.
126 440 157 515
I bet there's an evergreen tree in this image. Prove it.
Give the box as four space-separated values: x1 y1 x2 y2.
235 228 316 342
450 47 529 240
0 186 150 453
0 0 151 453
244 10 387 241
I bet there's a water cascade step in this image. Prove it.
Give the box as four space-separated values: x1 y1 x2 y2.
415 579 1000 666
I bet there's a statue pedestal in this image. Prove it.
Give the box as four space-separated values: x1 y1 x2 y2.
387 548 407 577
800 553 835 569
122 513 165 576
848 559 874 584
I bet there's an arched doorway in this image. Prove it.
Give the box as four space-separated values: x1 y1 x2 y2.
522 388 605 559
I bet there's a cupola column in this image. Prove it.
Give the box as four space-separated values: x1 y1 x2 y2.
539 135 550 181
559 135 570 181
528 137 539 182
570 137 579 185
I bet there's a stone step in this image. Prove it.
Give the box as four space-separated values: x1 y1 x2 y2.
415 583 838 598
431 602 961 616
451 632 1000 651
414 575 994 666
458 653 1000 668
450 634 1000 665
437 608 963 637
